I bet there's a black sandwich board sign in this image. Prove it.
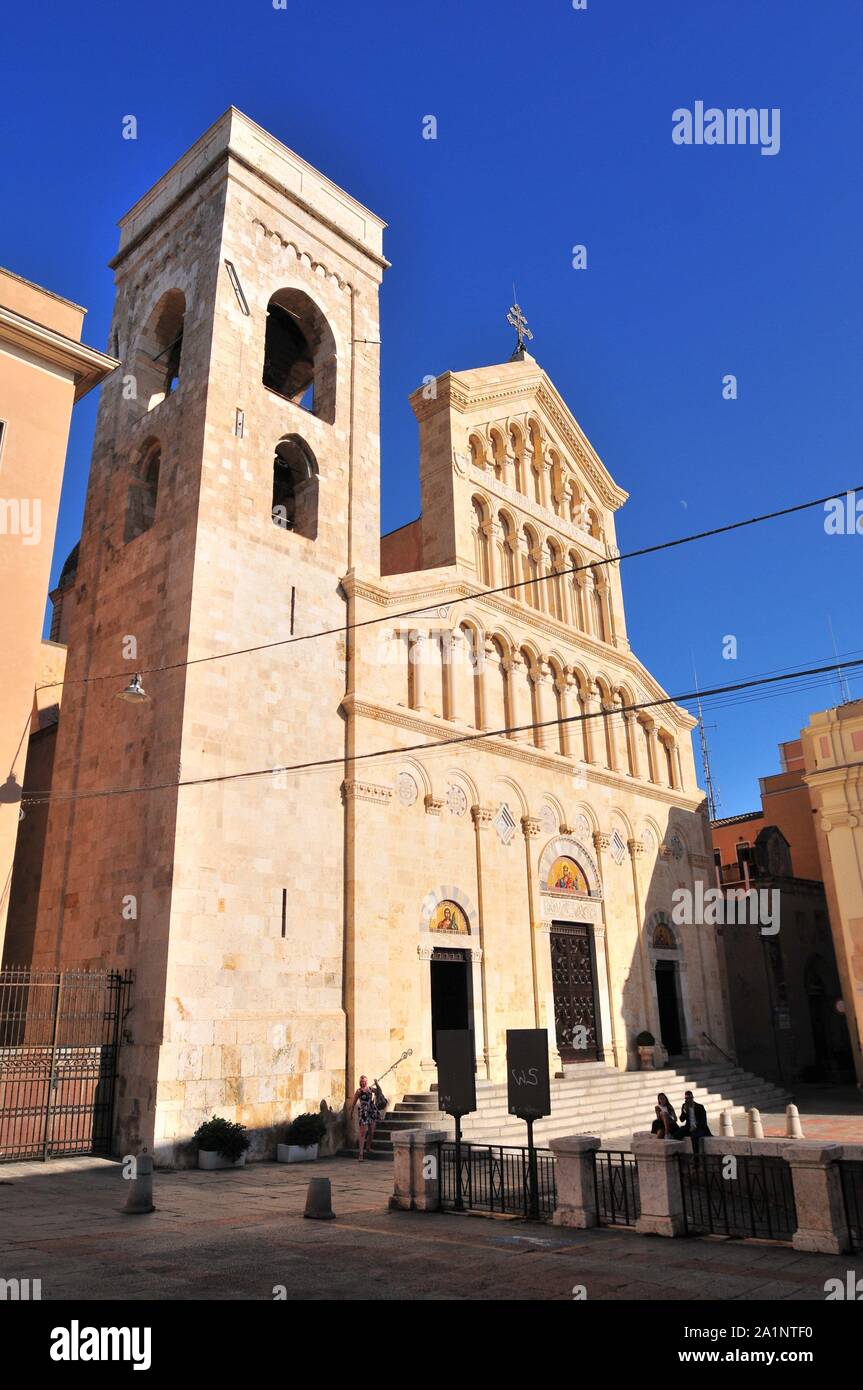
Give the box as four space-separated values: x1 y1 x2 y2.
506 1028 551 1221
435 1029 476 1213
436 1030 477 1117
506 1028 551 1119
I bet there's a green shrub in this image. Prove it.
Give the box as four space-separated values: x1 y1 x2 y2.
194 1115 250 1162
635 1031 655 1047
284 1112 326 1148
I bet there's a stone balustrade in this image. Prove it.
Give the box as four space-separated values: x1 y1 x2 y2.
388 1128 862 1255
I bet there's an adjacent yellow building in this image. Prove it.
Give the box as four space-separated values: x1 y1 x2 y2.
0 268 116 951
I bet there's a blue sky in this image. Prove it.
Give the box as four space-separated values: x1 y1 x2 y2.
2 0 861 816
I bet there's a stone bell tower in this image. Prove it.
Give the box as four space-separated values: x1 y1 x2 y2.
32 109 387 1161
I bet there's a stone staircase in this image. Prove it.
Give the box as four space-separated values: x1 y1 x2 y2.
352 1061 791 1157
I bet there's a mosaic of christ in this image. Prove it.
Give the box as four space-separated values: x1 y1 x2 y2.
548 857 589 894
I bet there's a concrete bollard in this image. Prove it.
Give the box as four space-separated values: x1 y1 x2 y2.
123 1153 155 1215
747 1107 764 1139
720 1109 735 1137
786 1104 804 1138
304 1176 336 1221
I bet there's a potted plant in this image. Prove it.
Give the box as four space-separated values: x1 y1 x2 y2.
635 1031 656 1070
277 1112 327 1164
194 1115 250 1170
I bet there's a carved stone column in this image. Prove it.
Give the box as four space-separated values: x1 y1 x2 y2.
673 742 685 791
583 682 601 765
624 710 641 778
516 534 531 605
602 701 620 773
556 671 572 758
481 518 497 587
539 457 552 511
504 651 528 740
407 630 423 711
610 690 629 772
503 448 516 492
522 444 535 499
440 627 456 722
533 661 557 751
597 578 613 644
647 722 661 784
579 569 595 637
528 539 545 612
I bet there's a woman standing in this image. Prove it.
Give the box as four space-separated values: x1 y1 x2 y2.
350 1075 380 1160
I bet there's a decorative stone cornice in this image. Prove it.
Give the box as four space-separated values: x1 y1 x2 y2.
0 307 119 402
342 779 393 805
251 217 354 290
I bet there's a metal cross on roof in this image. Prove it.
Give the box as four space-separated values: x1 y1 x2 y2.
507 301 534 356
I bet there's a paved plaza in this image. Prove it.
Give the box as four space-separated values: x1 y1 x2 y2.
0 1150 859 1302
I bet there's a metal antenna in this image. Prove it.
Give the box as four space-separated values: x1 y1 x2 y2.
827 615 852 704
692 658 719 821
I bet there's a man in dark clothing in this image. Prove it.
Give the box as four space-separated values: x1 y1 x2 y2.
679 1090 712 1156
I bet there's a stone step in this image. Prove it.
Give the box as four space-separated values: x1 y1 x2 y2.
386 1081 787 1128
363 1060 792 1155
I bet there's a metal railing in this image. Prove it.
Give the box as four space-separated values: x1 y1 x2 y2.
839 1160 863 1253
0 968 132 1162
593 1149 640 1226
701 1031 736 1066
437 1140 557 1220
679 1152 796 1242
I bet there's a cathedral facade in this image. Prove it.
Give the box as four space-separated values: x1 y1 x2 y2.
28 109 732 1162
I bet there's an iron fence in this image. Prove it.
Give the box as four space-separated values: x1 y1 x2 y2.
838 1160 863 1253
437 1140 557 1219
593 1149 640 1226
0 968 132 1162
679 1152 796 1242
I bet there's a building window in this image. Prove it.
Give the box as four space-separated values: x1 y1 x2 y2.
124 443 161 542
132 290 185 415
262 289 336 424
272 436 319 540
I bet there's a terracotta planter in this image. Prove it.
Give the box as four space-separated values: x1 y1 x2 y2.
277 1143 319 1164
197 1150 247 1170
637 1045 655 1070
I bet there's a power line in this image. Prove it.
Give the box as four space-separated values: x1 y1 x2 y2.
23 655 863 809
36 481 856 695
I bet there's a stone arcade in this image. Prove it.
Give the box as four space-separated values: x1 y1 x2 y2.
26 109 733 1162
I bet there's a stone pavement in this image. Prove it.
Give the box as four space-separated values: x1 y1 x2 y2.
0 1154 860 1301
735 1085 863 1142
